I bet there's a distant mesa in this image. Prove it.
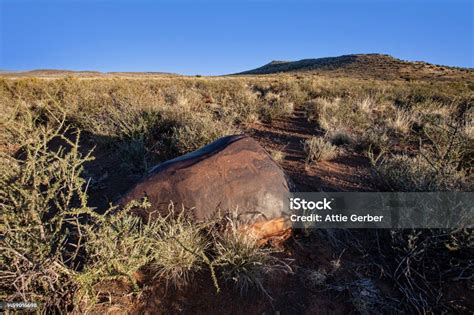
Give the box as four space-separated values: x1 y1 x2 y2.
1 54 472 80
0 69 178 78
235 53 473 80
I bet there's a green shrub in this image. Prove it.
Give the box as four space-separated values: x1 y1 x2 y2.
0 109 94 312
75 200 154 309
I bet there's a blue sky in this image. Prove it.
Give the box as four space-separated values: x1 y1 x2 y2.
1 0 472 75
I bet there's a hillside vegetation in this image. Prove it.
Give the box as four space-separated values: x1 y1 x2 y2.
237 54 474 81
0 67 473 313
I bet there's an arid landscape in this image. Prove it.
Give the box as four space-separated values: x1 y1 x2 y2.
1 54 473 314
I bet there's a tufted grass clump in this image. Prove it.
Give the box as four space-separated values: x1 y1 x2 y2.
76 98 239 174
303 136 339 165
387 108 413 134
213 219 292 298
270 149 286 162
146 207 209 287
373 154 439 191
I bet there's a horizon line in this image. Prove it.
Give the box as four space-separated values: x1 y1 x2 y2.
1 53 473 76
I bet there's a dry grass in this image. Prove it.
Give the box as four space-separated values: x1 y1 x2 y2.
387 108 413 134
146 207 209 287
303 137 339 164
326 129 352 146
270 149 286 162
1 73 472 313
371 115 472 192
0 102 280 312
213 218 292 298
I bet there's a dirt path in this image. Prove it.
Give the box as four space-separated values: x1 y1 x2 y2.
249 105 378 192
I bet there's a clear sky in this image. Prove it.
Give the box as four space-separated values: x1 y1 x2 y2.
0 0 472 75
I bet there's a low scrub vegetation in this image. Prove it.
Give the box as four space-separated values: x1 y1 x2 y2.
0 105 292 312
371 117 472 192
1 73 472 313
303 136 339 164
